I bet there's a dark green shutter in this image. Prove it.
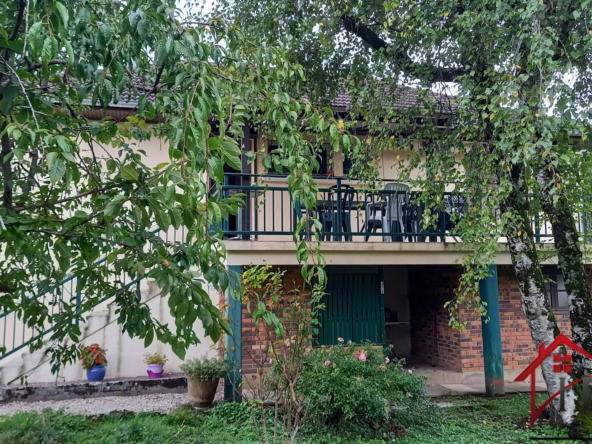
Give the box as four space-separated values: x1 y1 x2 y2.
318 273 384 346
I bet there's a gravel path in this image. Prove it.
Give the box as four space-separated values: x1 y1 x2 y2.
0 393 193 417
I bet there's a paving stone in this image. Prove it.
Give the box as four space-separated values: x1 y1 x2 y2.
439 384 481 394
426 384 455 397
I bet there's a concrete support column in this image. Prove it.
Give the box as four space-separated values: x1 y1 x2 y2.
480 264 505 396
224 265 243 402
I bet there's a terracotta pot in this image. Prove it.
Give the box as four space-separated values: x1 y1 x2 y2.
187 378 219 407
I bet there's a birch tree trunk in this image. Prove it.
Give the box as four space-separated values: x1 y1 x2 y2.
536 163 592 429
505 165 575 426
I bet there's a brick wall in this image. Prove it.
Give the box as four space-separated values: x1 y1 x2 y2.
459 265 572 372
408 266 464 371
241 266 305 378
409 264 576 373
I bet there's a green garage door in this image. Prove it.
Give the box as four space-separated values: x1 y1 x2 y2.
317 273 385 346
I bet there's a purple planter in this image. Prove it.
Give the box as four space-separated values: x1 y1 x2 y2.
147 364 164 379
87 365 106 382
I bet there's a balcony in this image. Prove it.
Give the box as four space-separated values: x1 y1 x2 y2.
220 174 584 244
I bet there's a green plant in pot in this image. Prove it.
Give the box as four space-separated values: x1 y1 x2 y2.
180 356 228 407
144 352 168 379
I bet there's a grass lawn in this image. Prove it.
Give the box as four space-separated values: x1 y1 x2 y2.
0 394 580 443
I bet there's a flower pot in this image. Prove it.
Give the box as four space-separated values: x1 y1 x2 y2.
87 365 106 382
147 364 164 379
187 378 219 407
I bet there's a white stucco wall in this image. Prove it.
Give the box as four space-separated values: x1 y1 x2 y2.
0 278 220 384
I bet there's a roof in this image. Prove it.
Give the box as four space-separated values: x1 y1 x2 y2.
93 74 456 117
329 87 457 115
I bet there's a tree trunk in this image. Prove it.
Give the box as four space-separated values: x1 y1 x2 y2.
536 162 592 430
505 165 575 426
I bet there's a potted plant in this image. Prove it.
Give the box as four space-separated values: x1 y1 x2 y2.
179 356 228 407
144 352 168 379
79 344 108 382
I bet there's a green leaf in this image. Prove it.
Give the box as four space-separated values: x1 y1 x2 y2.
46 152 58 169
49 158 66 183
55 2 69 26
208 157 224 183
120 165 139 182
222 140 242 171
154 209 171 231
28 23 44 59
144 328 155 348
77 8 91 26
104 195 126 217
0 38 24 53
65 41 74 66
41 36 58 74
56 135 70 153
99 24 115 43
138 95 147 112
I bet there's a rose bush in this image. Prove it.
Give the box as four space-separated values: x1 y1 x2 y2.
294 341 435 429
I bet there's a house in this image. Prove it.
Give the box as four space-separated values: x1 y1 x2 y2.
0 86 585 397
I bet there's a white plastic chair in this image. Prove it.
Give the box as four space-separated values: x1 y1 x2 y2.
364 183 409 242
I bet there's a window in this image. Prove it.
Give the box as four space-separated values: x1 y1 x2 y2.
266 141 329 175
543 267 569 310
316 273 384 346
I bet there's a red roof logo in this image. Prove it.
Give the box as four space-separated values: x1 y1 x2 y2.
515 333 592 426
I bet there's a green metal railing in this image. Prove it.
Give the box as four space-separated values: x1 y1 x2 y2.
0 226 186 362
220 173 583 243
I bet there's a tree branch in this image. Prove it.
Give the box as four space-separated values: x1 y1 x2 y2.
1 127 14 209
340 14 463 83
24 59 68 73
21 149 38 200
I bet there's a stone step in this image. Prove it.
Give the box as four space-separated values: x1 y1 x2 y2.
0 374 188 403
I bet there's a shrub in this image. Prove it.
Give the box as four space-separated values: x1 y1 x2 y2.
144 352 168 365
79 344 107 371
295 341 435 429
180 356 228 381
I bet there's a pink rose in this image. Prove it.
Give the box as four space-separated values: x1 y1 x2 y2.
269 358 273 364
284 339 291 347
356 377 360 381
324 360 331 366
337 337 344 343
385 357 390 364
408 369 413 374
359 353 366 362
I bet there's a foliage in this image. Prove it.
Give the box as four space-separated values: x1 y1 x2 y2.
234 264 325 444
0 0 359 372
295 341 435 430
78 343 107 371
179 356 228 381
143 352 167 365
0 395 578 443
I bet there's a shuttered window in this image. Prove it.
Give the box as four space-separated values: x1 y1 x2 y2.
317 273 385 346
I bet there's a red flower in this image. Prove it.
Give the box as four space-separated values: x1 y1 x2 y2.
95 358 100 363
